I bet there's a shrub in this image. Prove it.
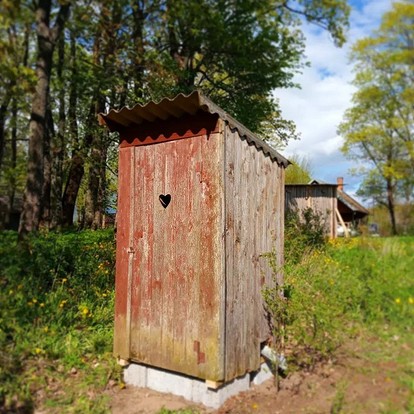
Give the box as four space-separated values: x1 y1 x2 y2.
263 208 332 369
284 207 327 265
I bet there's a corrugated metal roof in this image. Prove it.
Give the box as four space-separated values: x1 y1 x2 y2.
99 90 290 167
337 190 369 215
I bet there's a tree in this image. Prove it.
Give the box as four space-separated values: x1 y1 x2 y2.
18 0 70 238
0 2 36 229
285 154 312 184
0 0 350 235
150 0 350 135
338 1 414 235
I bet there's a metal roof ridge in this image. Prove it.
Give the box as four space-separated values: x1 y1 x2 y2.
99 90 290 167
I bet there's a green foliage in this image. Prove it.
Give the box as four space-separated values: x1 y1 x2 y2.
0 229 119 413
264 210 414 371
369 203 414 236
263 208 329 367
338 1 414 233
284 154 313 184
284 207 327 264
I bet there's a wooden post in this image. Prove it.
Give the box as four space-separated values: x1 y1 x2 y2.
335 208 349 238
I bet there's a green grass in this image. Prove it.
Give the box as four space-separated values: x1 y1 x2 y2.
1 226 413 413
0 229 121 413
265 230 414 412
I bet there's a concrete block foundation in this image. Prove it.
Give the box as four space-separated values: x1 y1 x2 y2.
123 362 274 409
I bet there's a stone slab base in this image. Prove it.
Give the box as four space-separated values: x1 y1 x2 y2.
123 362 273 409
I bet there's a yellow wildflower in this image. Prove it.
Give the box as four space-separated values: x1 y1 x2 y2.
40 303 45 308
409 297 414 305
395 298 401 304
62 278 67 284
59 300 67 308
82 308 89 316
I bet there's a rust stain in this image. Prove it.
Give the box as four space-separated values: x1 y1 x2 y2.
198 352 205 365
193 340 206 365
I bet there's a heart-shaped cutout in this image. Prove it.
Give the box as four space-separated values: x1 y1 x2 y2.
159 194 171 208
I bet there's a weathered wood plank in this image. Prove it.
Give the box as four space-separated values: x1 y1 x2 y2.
113 147 134 360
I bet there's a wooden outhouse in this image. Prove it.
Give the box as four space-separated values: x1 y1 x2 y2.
99 91 289 384
285 183 338 238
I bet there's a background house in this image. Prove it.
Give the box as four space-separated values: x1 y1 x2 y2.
286 178 369 238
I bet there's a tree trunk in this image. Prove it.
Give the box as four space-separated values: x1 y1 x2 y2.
40 105 54 228
131 0 146 102
61 31 81 227
84 15 107 229
84 100 105 229
19 0 70 238
0 90 12 175
5 99 18 229
51 34 66 229
386 178 398 235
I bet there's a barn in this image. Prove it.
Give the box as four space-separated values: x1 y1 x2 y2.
99 91 289 405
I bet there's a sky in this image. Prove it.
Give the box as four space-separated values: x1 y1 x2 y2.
276 0 394 196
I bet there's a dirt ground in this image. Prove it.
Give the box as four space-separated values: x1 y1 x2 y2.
109 347 410 414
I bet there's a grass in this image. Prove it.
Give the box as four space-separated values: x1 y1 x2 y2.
0 229 121 413
264 210 413 411
0 224 413 413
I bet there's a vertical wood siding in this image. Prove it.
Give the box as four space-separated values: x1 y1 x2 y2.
114 115 285 383
114 146 134 360
224 127 283 381
285 185 337 238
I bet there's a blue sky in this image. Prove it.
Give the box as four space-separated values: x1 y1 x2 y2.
276 0 394 197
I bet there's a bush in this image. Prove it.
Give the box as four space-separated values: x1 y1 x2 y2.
263 208 333 369
284 207 327 265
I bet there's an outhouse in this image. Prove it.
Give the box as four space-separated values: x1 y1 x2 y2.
99 91 289 385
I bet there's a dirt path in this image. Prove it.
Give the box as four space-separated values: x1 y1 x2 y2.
109 349 409 414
